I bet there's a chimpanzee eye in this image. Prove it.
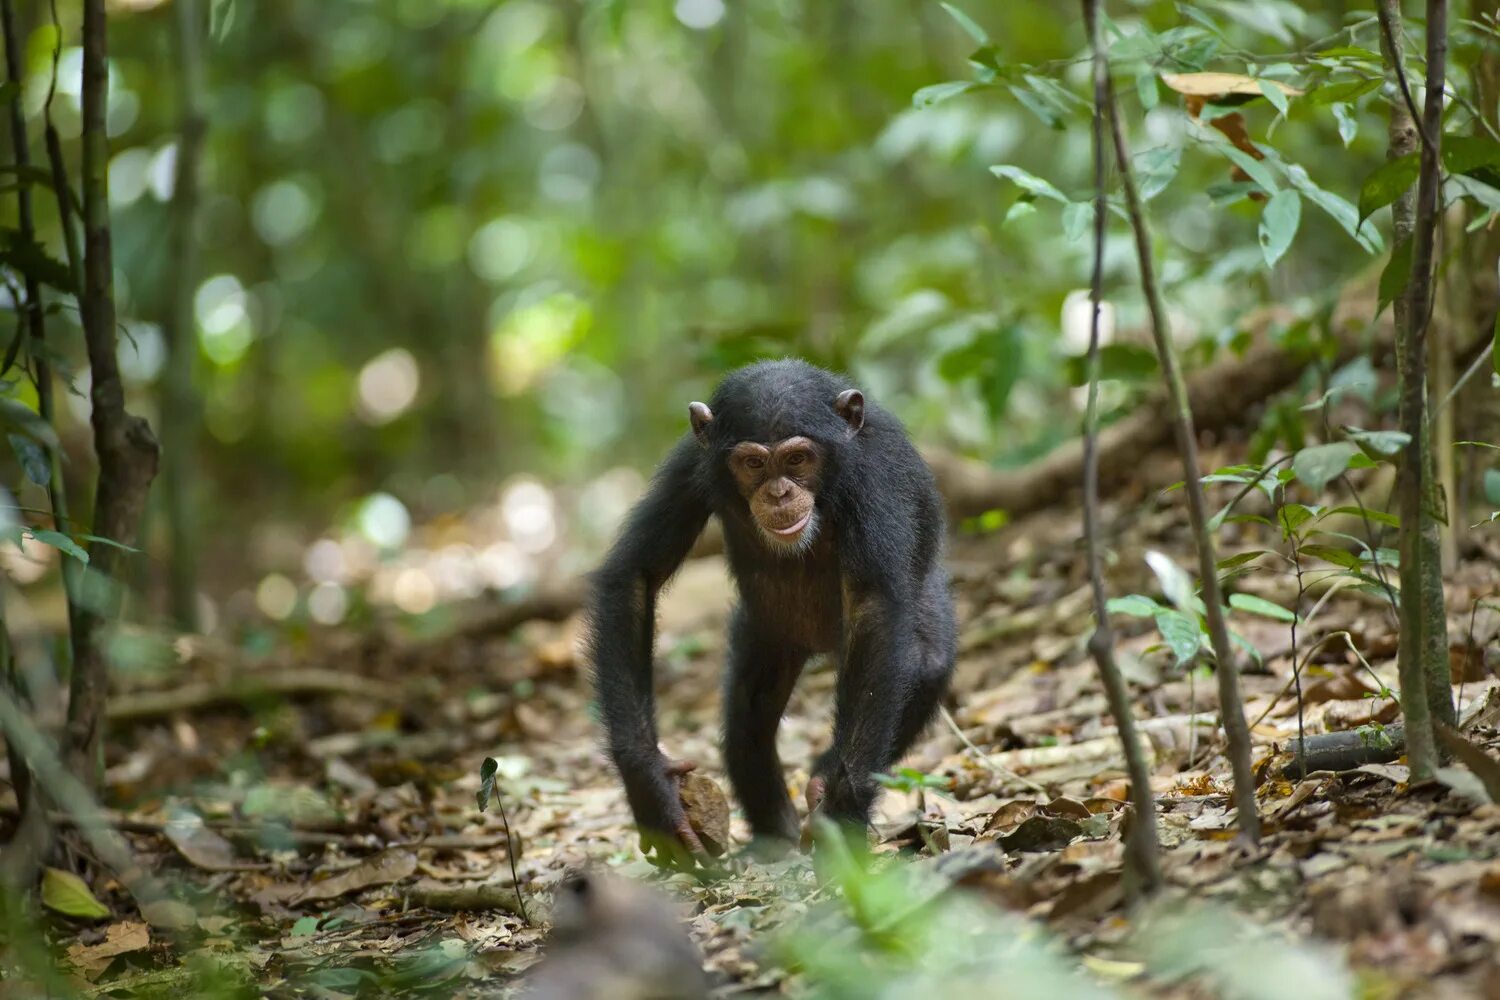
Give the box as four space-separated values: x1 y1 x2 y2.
787 452 805 466
745 456 765 470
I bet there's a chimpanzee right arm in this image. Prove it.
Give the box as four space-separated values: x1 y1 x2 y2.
585 436 712 864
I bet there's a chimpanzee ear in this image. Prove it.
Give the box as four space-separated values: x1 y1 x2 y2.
834 389 864 435
688 402 714 443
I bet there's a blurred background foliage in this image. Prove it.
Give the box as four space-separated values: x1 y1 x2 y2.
0 0 1485 633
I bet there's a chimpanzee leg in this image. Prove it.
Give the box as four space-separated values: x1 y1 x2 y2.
722 607 807 843
890 569 958 753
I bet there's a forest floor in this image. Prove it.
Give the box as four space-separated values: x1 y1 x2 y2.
9 445 1500 999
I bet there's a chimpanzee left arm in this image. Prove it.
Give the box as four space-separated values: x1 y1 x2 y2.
585 436 713 863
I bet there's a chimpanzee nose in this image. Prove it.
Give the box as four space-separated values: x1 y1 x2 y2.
769 479 790 499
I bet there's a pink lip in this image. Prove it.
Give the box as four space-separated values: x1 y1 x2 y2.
769 513 811 537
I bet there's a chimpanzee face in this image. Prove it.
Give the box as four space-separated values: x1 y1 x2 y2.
727 436 824 551
686 385 864 555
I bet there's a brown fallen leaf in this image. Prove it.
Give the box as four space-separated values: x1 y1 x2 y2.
297 851 418 904
678 773 730 857
1044 796 1092 820
998 815 1082 853
66 920 150 980
982 800 1037 835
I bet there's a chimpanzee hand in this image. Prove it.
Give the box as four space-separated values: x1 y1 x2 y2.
626 754 708 870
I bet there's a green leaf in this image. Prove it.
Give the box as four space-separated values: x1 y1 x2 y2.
1154 609 1204 664
1145 549 1195 611
1063 343 1159 385
913 81 977 108
1228 593 1298 622
476 756 498 812
1136 145 1181 201
1485 469 1500 508
1322 505 1399 528
1278 502 1318 535
1258 189 1301 268
1258 79 1289 117
1283 164 1383 253
76 533 141 553
28 528 87 564
1299 543 1362 570
1217 550 1267 571
0 231 72 291
1107 594 1160 617
8 433 48 486
0 397 61 450
989 165 1068 203
1007 84 1065 129
1357 153 1419 225
939 2 990 45
1292 441 1361 493
1346 428 1409 456
291 916 320 936
1136 69 1160 110
1378 237 1413 316
1332 102 1357 147
1062 200 1093 242
1216 143 1279 194
41 867 110 920
1443 135 1500 189
1305 77 1381 106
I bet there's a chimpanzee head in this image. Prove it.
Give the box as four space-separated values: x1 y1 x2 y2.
687 360 864 553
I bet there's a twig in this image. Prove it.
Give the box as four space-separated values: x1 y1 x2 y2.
1102 47 1260 843
1080 0 1160 895
938 705 1045 794
1277 483 1310 777
1438 341 1494 415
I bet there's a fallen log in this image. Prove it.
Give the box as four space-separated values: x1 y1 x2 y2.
927 310 1390 521
107 667 403 722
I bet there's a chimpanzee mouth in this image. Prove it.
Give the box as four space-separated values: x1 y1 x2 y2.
767 513 811 538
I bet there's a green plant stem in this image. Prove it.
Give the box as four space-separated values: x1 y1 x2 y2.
1102 75 1260 844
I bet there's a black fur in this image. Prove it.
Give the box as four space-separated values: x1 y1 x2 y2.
585 359 956 854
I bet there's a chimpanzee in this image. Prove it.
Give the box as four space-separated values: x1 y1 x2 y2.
585 360 956 864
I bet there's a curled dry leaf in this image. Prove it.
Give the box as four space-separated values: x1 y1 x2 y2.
1161 72 1303 101
678 772 730 856
1161 73 1300 203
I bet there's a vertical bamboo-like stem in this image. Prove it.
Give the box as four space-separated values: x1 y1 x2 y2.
64 0 161 789
161 0 206 631
1080 0 1160 894
1101 78 1260 842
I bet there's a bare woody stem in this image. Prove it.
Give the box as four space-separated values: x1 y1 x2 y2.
65 0 161 789
1080 0 1160 894
1375 0 1454 780
1101 76 1260 843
